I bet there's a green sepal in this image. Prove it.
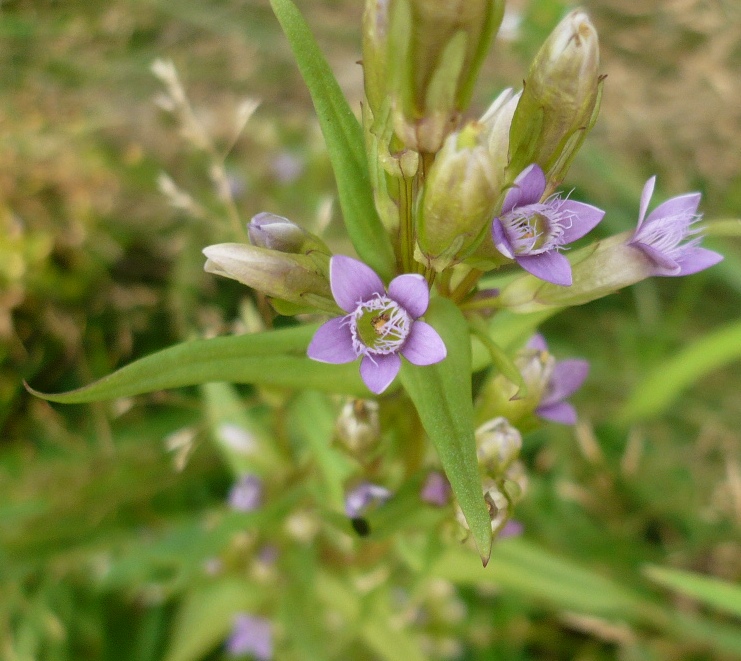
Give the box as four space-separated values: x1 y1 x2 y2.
27 325 371 403
270 0 396 281
400 297 493 564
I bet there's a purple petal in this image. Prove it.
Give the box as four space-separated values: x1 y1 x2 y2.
360 353 401 394
228 474 263 512
637 176 656 230
401 321 447 366
673 247 724 276
516 251 572 286
307 317 356 363
542 359 589 405
345 482 392 517
527 334 548 352
388 273 429 318
558 201 605 244
420 471 451 507
631 241 681 275
502 164 546 212
536 400 577 425
227 614 272 660
492 217 515 259
330 255 384 313
645 192 700 226
498 519 524 539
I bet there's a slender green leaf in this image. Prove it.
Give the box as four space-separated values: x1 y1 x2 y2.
644 564 741 619
400 297 493 563
28 326 370 403
288 391 353 511
434 539 650 618
269 0 395 281
163 579 261 661
201 382 282 476
619 318 741 422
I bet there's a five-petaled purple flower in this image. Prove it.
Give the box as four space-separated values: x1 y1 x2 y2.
226 613 272 660
628 175 723 276
529 335 589 425
307 256 447 394
492 164 605 286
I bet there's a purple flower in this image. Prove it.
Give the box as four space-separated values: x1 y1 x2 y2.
492 164 604 286
499 519 524 539
529 335 588 425
307 256 447 394
226 614 272 660
628 176 723 276
228 474 263 512
344 482 392 518
420 471 451 507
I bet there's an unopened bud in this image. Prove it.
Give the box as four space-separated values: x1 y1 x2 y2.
416 122 498 271
455 478 511 535
362 0 391 118
475 344 555 425
389 0 505 152
508 10 600 182
480 87 521 178
336 399 381 455
475 417 522 477
248 212 328 254
203 243 337 313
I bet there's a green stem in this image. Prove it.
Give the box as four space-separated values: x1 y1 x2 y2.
450 268 483 303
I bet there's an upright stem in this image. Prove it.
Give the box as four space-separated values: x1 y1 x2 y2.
399 175 417 274
450 268 484 303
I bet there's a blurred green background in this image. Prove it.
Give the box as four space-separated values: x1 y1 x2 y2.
2 0 740 659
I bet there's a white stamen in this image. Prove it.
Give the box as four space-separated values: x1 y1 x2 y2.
502 197 576 256
347 294 411 357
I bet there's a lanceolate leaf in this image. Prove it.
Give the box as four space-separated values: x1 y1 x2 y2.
28 325 369 403
400 297 493 564
619 318 741 422
643 564 741 619
269 0 396 281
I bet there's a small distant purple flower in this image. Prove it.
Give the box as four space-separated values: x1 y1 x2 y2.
226 614 272 660
498 519 524 539
628 176 723 276
344 482 392 518
228 474 263 512
529 335 588 425
420 471 451 507
492 164 605 286
307 256 447 395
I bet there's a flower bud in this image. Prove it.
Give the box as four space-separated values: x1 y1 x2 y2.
203 243 337 313
248 212 329 255
455 478 511 535
416 122 499 271
507 10 600 183
362 0 391 119
475 416 522 477
388 0 505 152
480 87 521 178
475 344 555 425
335 399 381 456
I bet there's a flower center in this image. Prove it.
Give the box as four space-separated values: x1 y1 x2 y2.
501 198 573 255
349 295 411 356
